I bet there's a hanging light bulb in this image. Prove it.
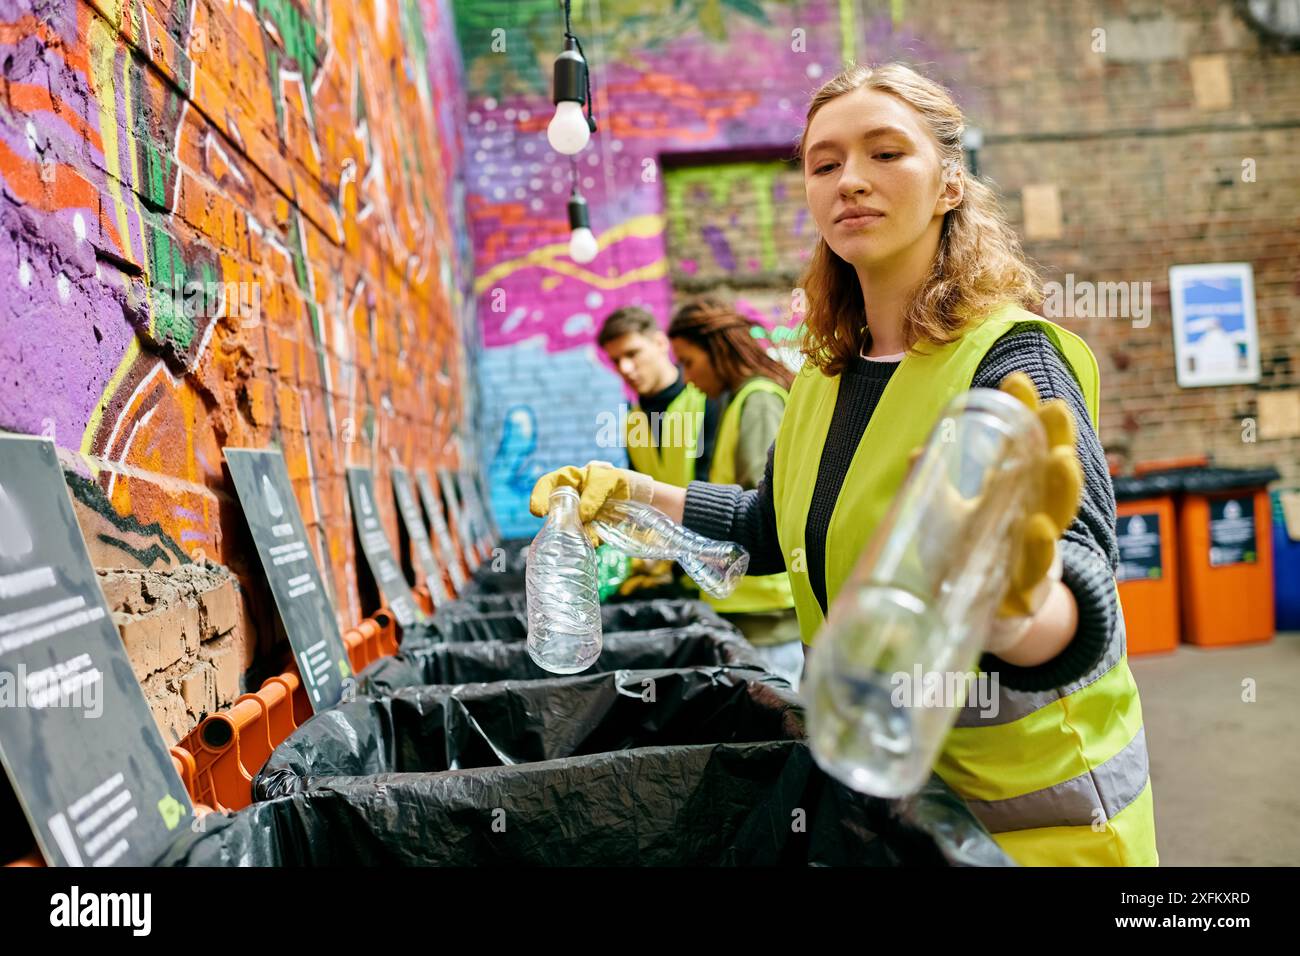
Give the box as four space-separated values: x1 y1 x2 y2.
567 188 598 263
569 227 598 264
548 36 592 154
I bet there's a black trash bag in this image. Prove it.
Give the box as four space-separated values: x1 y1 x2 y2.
457 571 524 595
459 541 530 595
596 598 735 633
434 588 692 615
357 622 764 695
402 597 737 647
156 741 1012 866
255 666 797 798
436 592 527 614
407 608 527 645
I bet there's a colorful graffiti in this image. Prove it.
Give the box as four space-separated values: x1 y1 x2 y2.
0 0 472 627
456 0 958 534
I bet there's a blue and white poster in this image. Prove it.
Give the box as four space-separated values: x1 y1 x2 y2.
1169 263 1260 388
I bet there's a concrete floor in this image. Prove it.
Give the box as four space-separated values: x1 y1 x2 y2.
1130 631 1300 866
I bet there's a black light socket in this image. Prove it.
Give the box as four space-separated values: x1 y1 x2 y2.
553 36 588 106
567 190 590 230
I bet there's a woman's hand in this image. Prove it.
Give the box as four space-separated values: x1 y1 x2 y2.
529 461 656 547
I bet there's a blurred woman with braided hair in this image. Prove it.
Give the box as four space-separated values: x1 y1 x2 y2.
666 298 802 687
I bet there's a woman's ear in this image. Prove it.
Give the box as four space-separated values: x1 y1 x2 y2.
936 160 964 215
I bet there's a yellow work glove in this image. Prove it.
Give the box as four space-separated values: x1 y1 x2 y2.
903 373 1083 654
529 461 654 547
985 372 1085 650
617 558 675 596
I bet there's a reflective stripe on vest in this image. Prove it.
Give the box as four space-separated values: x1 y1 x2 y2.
625 384 706 488
704 377 795 615
771 304 1157 866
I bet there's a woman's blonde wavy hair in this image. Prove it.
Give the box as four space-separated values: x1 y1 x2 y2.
795 63 1041 374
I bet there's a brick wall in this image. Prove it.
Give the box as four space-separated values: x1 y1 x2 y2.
0 0 473 738
461 0 1299 539
946 0 1300 478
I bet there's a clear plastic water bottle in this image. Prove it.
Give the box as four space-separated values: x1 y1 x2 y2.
805 388 1047 798
526 487 603 674
591 498 749 598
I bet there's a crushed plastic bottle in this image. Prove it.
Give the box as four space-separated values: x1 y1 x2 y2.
526 487 602 674
805 387 1048 798
592 498 749 598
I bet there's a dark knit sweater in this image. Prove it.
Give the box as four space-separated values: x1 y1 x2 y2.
682 324 1119 692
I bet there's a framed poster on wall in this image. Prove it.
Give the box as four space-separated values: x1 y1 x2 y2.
1169 262 1260 388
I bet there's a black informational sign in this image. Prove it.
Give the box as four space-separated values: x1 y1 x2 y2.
1209 496 1257 567
0 434 192 865
473 468 502 541
439 468 480 570
1116 512 1163 582
391 466 448 607
460 469 496 550
225 449 351 710
347 466 423 628
415 468 467 593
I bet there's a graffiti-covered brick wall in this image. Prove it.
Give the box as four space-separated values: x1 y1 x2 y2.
0 0 473 741
460 0 1299 539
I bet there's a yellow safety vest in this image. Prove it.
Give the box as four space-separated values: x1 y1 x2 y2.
705 378 796 616
772 303 1158 867
625 384 707 488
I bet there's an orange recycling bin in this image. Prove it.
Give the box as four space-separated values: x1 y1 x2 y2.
1113 473 1182 655
1175 468 1279 648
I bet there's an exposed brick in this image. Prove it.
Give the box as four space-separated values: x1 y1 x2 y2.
115 611 162 682
164 601 201 671
143 676 191 747
179 663 216 718
200 634 242 708
96 571 144 614
204 580 241 637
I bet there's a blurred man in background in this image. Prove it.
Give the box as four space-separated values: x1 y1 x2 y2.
597 306 719 485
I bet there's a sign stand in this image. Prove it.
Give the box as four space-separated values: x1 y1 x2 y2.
347 466 424 629
391 466 450 608
415 468 468 594
0 434 193 865
439 468 481 572
225 449 352 711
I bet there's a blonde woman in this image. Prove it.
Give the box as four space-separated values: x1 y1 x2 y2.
532 63 1156 866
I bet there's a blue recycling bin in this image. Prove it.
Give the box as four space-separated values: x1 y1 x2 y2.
1273 489 1300 631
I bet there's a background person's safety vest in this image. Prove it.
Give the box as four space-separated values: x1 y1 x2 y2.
772 304 1158 867
625 384 707 488
704 377 796 617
